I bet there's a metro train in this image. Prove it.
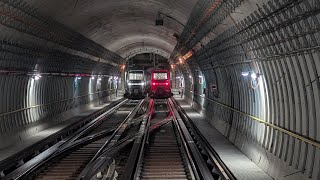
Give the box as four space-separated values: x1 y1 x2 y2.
124 70 146 99
124 69 172 99
149 69 173 99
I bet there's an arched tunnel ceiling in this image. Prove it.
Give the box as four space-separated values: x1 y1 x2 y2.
0 0 320 179
26 0 198 58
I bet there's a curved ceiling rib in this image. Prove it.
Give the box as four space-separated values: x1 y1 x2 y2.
26 0 198 60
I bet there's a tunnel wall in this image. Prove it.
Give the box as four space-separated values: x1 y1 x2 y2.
183 0 320 179
0 1 124 150
0 75 117 149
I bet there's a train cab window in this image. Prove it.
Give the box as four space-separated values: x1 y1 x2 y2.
153 73 168 80
128 72 144 80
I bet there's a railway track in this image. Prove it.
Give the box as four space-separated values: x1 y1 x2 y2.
134 100 191 180
31 103 138 180
0 98 126 179
139 122 191 180
2 99 148 180
120 98 234 180
3 98 235 180
34 138 109 180
30 100 145 180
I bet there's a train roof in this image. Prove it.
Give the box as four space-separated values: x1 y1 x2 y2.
128 70 144 73
151 69 169 73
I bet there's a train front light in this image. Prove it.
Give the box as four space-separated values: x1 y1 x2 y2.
128 82 144 86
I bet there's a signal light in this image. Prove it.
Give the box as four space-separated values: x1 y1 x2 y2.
165 83 169 85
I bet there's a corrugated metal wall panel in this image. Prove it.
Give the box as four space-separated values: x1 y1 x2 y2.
183 0 320 179
0 75 117 136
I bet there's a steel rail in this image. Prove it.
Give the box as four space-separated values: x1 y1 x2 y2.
131 99 155 180
132 99 197 180
120 99 154 180
2 98 129 180
20 129 116 180
78 99 147 179
167 99 199 180
87 99 146 164
168 98 214 180
184 89 320 149
0 98 125 176
171 97 235 180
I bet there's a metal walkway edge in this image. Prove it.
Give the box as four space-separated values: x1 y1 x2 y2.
175 98 273 180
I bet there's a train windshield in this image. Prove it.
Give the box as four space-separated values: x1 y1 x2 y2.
153 72 168 80
128 71 144 80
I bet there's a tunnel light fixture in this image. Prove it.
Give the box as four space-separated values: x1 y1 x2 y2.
34 76 40 80
241 72 250 77
179 57 184 64
251 73 257 79
33 74 41 80
241 71 260 79
23 72 112 79
182 50 194 60
121 64 126 70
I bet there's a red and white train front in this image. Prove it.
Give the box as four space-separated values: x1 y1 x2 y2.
150 69 173 99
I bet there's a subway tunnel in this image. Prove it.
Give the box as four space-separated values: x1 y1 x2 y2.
0 0 319 179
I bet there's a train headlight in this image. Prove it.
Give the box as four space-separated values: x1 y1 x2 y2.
136 82 144 86
128 82 144 86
